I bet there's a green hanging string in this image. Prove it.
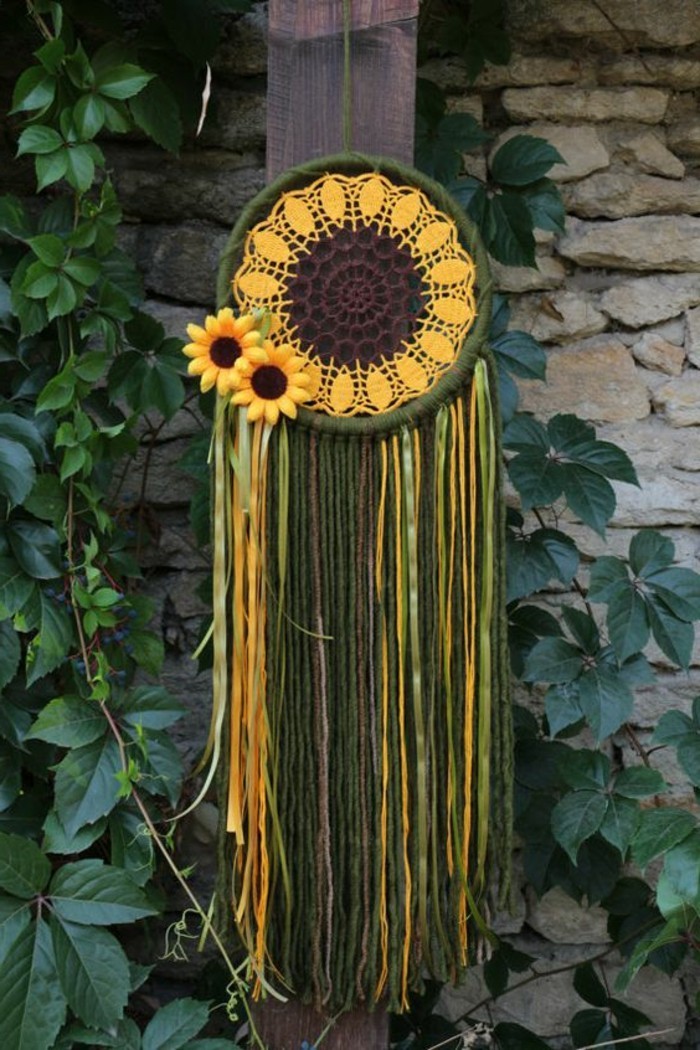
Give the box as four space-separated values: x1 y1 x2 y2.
342 0 352 152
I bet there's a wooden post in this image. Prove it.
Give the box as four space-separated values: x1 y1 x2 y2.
253 3 419 1046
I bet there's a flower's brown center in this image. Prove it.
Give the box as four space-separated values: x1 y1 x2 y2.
251 364 288 400
210 336 241 368
285 223 425 367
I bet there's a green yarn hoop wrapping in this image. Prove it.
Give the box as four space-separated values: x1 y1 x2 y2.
210 154 512 1015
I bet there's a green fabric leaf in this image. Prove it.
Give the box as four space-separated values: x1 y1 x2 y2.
51 915 130 1029
522 637 583 684
577 663 634 741
54 736 122 837
0 894 31 966
27 695 107 748
632 808 696 867
551 790 607 864
142 997 211 1050
0 917 67 1050
599 795 640 855
607 585 649 662
49 859 157 925
0 831 51 898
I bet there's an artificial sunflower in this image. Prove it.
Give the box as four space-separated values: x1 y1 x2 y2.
230 171 477 417
233 341 311 425
183 307 265 395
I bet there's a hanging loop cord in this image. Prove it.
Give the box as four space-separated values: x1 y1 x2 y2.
342 0 352 152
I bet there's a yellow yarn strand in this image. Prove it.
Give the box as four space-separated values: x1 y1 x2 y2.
375 438 390 1000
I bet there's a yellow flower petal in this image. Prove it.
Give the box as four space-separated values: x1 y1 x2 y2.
183 342 208 358
186 323 208 342
200 366 219 393
358 176 385 220
232 386 254 405
216 369 233 395
287 385 310 404
278 394 297 418
205 314 220 334
366 366 393 411
321 178 346 222
188 357 210 375
254 230 290 263
263 400 280 425
329 371 355 413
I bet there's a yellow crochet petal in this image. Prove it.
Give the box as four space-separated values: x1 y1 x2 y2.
366 366 393 411
238 271 280 299
254 230 290 264
419 331 455 364
433 296 469 325
359 176 385 220
390 192 421 231
321 178 346 222
417 222 452 255
284 195 315 237
395 356 428 393
329 371 355 414
430 259 472 285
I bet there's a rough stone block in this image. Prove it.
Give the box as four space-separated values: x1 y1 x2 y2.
686 306 700 368
419 52 581 91
517 337 649 423
631 332 685 375
667 117 700 158
509 290 607 344
599 274 700 328
597 54 700 91
562 171 700 219
617 131 685 179
130 438 198 507
132 223 230 305
526 887 609 944
491 124 610 183
653 372 700 426
491 255 566 293
198 87 267 152
213 2 268 77
632 673 700 727
558 216 700 272
507 0 700 49
502 87 669 125
110 146 266 226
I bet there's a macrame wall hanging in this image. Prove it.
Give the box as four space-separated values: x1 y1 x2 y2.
184 153 512 1015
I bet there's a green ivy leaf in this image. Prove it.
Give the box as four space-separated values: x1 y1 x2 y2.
120 686 186 730
416 112 489 185
560 749 610 791
109 807 154 886
645 566 700 622
26 592 75 686
487 192 536 267
95 64 153 100
0 894 30 966
27 695 106 748
73 94 106 139
10 66 56 115
490 135 564 186
35 150 69 192
133 731 183 807
28 233 64 268
7 521 62 579
0 832 51 898
588 556 629 602
491 330 546 380
49 859 158 925
561 464 615 537
646 595 694 668
519 178 566 233
63 147 95 195
493 1022 552 1050
629 529 674 577
522 637 583 685
0 437 36 509
656 829 700 916
577 663 634 741
544 683 583 738
0 621 21 694
142 997 211 1050
0 557 35 617
614 767 665 799
551 790 607 864
42 811 107 856
53 736 123 837
599 795 640 855
632 808 696 868
129 630 165 675
0 196 33 241
0 917 67 1050
573 961 608 1008
607 585 649 663
570 1009 610 1050
561 607 599 655
50 914 130 1029
16 125 63 156
129 78 183 154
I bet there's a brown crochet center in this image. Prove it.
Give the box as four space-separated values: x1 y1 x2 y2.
284 223 426 367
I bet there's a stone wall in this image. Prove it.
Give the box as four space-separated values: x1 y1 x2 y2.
106 1 700 1044
3 0 699 1044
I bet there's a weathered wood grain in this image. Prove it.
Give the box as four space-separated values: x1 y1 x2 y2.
267 0 419 178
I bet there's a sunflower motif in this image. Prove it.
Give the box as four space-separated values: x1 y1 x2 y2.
183 308 265 394
233 341 311 425
231 172 477 417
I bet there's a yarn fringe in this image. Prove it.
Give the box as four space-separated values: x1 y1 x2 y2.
206 354 510 1013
